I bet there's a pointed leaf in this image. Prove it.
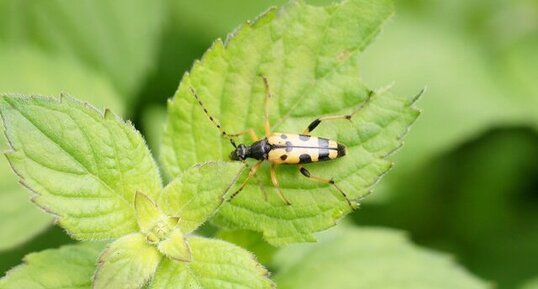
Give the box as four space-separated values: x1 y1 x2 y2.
135 192 164 234
157 228 191 262
0 242 105 289
93 234 161 289
273 226 491 289
162 0 419 245
0 95 162 240
158 162 244 234
149 237 274 289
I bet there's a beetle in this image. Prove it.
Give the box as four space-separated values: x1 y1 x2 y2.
189 76 371 207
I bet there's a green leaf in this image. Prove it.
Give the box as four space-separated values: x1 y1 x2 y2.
355 128 538 288
93 234 161 289
0 242 105 289
357 14 538 202
158 162 244 234
497 38 538 125
273 226 491 289
0 95 162 240
0 0 164 100
0 182 51 252
521 277 538 289
149 237 274 289
216 230 277 265
162 0 419 245
156 228 191 262
0 44 125 250
134 192 167 234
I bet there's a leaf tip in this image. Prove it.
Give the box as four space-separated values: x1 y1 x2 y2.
103 108 115 120
411 86 426 104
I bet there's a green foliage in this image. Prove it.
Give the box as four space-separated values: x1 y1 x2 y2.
150 237 273 289
0 0 165 102
217 230 277 265
162 0 419 246
93 234 161 289
0 47 124 115
0 242 105 289
359 14 538 180
273 225 491 289
521 277 538 289
158 162 243 234
0 123 51 251
2 0 534 288
0 95 272 289
0 43 126 251
354 2 538 287
0 96 161 239
355 128 538 288
0 181 50 252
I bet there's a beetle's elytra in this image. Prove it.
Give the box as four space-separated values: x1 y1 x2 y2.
190 75 371 208
230 133 346 164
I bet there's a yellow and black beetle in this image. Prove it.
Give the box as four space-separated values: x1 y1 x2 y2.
190 76 371 207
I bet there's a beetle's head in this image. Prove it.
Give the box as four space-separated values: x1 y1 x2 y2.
229 144 249 161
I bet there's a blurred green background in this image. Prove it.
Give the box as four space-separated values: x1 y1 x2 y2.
0 0 536 288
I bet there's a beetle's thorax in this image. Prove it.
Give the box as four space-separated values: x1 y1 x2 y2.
229 138 271 161
248 138 272 160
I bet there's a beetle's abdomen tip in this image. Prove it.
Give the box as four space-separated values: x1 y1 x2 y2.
337 143 346 157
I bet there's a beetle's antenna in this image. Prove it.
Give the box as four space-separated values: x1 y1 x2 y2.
189 86 237 148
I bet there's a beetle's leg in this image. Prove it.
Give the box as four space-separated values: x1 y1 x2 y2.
270 164 291 205
297 165 354 209
302 92 373 135
226 129 259 142
229 160 264 200
261 75 273 137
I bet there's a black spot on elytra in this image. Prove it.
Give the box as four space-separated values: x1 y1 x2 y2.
299 154 312 163
337 143 346 157
299 134 311 141
285 141 293 152
319 149 331 161
280 154 288 161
